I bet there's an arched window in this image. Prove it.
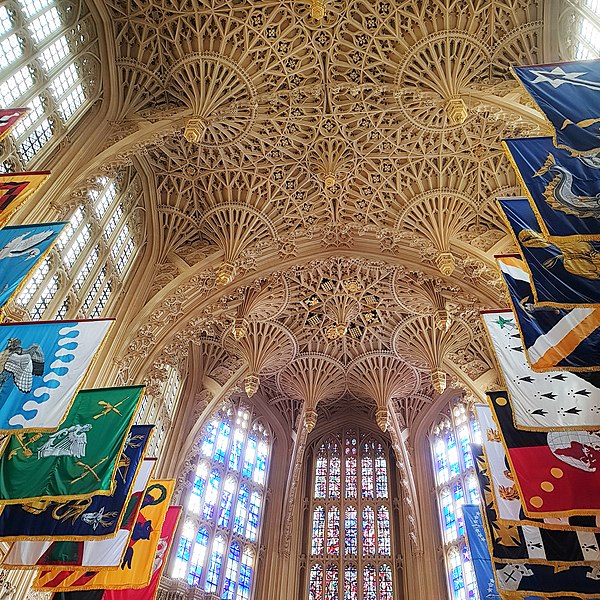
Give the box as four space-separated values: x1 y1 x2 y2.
0 0 99 171
12 173 139 320
430 399 482 600
307 429 396 600
135 364 182 457
172 402 270 600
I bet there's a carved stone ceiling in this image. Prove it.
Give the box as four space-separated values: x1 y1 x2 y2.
101 0 545 426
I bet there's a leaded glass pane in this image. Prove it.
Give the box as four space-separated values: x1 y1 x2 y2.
363 564 376 600
221 542 241 600
311 506 325 556
205 536 225 593
309 564 323 600
324 564 338 600
307 431 394 600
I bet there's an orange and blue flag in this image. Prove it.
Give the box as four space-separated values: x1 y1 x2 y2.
496 255 600 371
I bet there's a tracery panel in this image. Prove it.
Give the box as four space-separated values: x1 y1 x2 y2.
430 399 482 600
306 429 397 599
172 402 270 600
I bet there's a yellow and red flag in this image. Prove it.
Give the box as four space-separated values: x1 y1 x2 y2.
0 171 50 227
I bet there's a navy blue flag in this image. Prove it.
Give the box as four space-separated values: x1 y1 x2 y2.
462 504 501 600
498 197 600 307
0 425 153 541
513 60 600 156
496 255 600 371
503 136 600 239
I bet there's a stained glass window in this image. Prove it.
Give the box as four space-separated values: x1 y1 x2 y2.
173 402 270 600
14 175 139 322
431 399 482 600
0 0 98 171
307 429 395 599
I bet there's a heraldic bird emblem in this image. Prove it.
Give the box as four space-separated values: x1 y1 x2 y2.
0 229 55 262
0 337 45 393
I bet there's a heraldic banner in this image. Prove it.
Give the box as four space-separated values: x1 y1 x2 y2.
0 108 28 142
0 171 50 227
487 390 600 518
462 504 501 600
0 386 144 503
0 223 67 312
498 197 600 307
481 310 600 430
474 404 600 532
496 255 600 372
2 459 156 570
472 444 600 567
102 505 182 600
503 136 600 240
512 59 600 157
0 319 113 431
0 424 153 540
33 479 174 591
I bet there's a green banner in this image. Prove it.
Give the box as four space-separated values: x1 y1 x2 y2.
0 386 144 503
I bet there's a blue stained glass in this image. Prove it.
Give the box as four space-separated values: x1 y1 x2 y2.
309 564 323 600
218 478 235 528
311 506 325 555
255 441 268 484
471 416 482 444
344 505 357 556
454 483 465 537
188 468 207 514
466 475 479 504
442 491 456 543
188 528 209 586
238 550 253 600
205 537 225 593
233 485 249 536
245 491 261 541
243 436 257 478
434 439 449 484
201 420 218 457
176 535 192 562
363 564 377 600
452 565 464 593
344 564 357 600
214 421 231 463
229 429 244 471
202 469 220 520
221 542 241 600
447 433 460 476
459 425 473 469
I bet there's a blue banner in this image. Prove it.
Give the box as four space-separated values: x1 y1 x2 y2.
0 319 112 431
503 136 600 239
496 255 600 371
498 197 600 307
0 223 66 310
0 425 153 540
513 60 600 156
462 504 501 600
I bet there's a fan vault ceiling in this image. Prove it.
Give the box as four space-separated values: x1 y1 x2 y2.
79 0 550 439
